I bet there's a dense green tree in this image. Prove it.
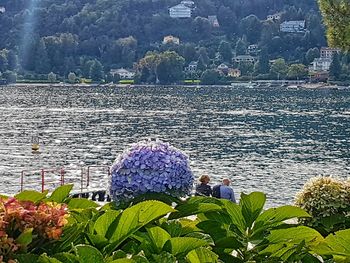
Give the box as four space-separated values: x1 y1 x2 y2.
305 48 320 65
34 39 50 74
198 47 210 66
137 51 161 83
218 41 232 63
90 59 104 81
270 58 288 79
256 47 270 74
7 50 18 71
239 15 262 44
200 69 221 85
68 72 77 83
0 51 8 72
318 0 350 50
181 43 197 64
47 72 57 83
156 51 185 84
287 64 308 79
235 38 247 56
238 61 254 76
329 53 341 80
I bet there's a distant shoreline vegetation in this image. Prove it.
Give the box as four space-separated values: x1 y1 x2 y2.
1 0 350 86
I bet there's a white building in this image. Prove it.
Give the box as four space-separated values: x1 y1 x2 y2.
247 44 258 55
187 61 198 72
169 4 192 18
0 6 5 13
280 20 305 33
208 15 219 27
320 47 341 59
163 35 180 45
110 68 135 79
310 58 332 71
267 13 282 21
234 55 256 63
180 0 195 7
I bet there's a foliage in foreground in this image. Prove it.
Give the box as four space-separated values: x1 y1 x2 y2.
1 185 350 262
295 176 350 235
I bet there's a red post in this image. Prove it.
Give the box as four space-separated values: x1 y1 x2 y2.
41 169 45 193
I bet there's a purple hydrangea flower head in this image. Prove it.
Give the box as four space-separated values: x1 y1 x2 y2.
109 139 194 204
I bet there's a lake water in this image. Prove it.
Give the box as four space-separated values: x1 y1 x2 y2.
0 85 349 207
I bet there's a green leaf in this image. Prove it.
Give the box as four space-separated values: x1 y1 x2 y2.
52 253 79 263
164 237 208 256
221 200 246 233
16 228 33 246
322 229 350 258
147 226 171 252
186 247 219 263
267 226 324 246
94 210 121 237
49 184 73 203
106 201 174 247
86 233 109 249
75 244 104 263
68 198 99 209
15 254 39 263
168 202 223 220
240 192 266 228
253 205 311 234
109 259 135 263
196 220 228 243
15 190 48 203
38 254 63 263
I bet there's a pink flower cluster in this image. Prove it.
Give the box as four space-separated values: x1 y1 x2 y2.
0 197 69 261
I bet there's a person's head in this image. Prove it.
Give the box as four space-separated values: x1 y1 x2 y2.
222 178 230 186
199 175 210 184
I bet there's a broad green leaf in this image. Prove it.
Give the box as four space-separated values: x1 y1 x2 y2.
16 228 33 246
214 236 242 249
151 251 177 263
161 220 183 237
68 198 99 209
52 253 79 263
196 220 228 243
321 229 350 259
94 210 121 236
147 226 171 252
253 205 311 234
186 247 219 263
106 201 174 249
15 190 48 203
240 192 266 228
49 184 73 203
75 244 104 263
38 254 63 263
86 233 109 249
168 202 222 220
14 254 39 263
164 237 208 256
221 199 246 233
178 218 201 235
268 226 324 247
109 259 135 263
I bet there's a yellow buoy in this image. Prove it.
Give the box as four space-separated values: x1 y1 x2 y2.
31 135 40 153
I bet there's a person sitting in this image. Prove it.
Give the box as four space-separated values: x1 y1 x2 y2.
220 178 236 203
195 175 212 196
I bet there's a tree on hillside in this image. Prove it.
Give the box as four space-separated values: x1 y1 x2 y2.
270 58 288 79
156 51 185 84
218 41 232 63
318 0 350 50
201 69 221 85
90 60 104 81
239 15 262 44
137 51 161 83
7 50 18 71
35 39 50 74
255 47 270 74
235 38 247 56
329 53 341 80
287 64 308 80
305 48 320 65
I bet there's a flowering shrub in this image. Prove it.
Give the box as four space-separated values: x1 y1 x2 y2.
295 176 350 234
110 139 194 204
0 197 69 261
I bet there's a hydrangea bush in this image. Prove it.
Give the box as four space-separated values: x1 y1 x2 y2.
295 176 350 234
0 197 69 261
109 139 194 205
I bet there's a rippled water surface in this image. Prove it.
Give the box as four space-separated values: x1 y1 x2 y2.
0 85 349 206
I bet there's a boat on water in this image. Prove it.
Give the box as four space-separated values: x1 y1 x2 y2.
231 82 256 88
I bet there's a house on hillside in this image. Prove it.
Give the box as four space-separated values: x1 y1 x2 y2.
309 58 332 72
320 47 341 59
228 68 241 78
280 20 306 33
186 61 198 72
110 68 135 79
217 63 229 74
163 35 180 45
247 44 258 55
208 15 220 27
0 6 5 13
180 0 195 8
169 3 192 18
267 12 282 21
234 55 256 63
